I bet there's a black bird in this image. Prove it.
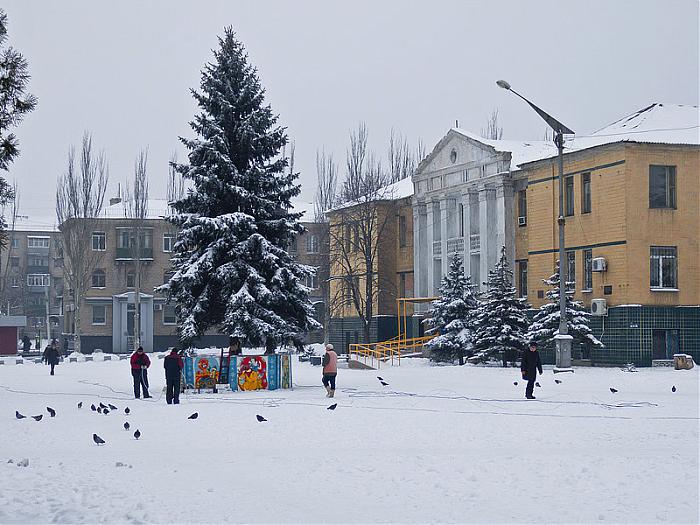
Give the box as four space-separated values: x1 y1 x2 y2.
187 412 199 420
123 422 130 431
133 429 141 440
256 415 267 422
108 404 117 411
103 409 109 415
672 386 676 393
377 376 384 381
380 381 389 387
90 404 97 411
46 407 56 417
16 411 26 419
124 407 130 415
99 403 107 410
513 381 518 386
327 403 337 410
97 407 102 413
610 387 618 393
554 379 562 384
77 402 83 409
535 382 541 388
93 433 105 445
32 414 43 421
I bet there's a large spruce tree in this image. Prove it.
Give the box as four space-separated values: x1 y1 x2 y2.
160 28 319 349
473 246 529 366
426 253 480 365
526 263 603 352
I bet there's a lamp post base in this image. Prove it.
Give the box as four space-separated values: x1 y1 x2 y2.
554 333 573 368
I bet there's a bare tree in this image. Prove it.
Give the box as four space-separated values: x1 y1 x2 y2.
166 152 185 206
314 148 337 223
56 133 109 354
0 183 25 314
124 149 149 351
387 128 424 183
328 124 397 344
481 108 504 140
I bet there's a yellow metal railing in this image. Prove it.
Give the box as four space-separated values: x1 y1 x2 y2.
348 334 435 369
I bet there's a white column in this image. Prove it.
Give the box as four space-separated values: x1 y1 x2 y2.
461 192 471 277
412 204 421 305
440 199 448 276
426 202 434 296
479 188 489 291
497 182 515 275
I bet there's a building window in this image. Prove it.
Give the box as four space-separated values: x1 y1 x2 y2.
10 256 19 268
650 246 677 289
126 271 135 288
518 261 528 298
92 305 106 325
352 224 360 251
399 215 407 247
649 165 676 209
583 249 593 290
305 234 319 254
11 237 19 249
518 190 527 224
289 235 298 253
27 274 51 287
163 304 177 325
91 269 106 288
458 204 465 237
566 251 576 291
92 232 106 251
163 233 175 252
565 176 574 216
29 256 48 267
305 271 318 290
118 229 131 250
581 173 591 214
11 276 19 288
27 237 50 249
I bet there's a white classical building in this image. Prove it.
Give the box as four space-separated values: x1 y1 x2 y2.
412 128 555 302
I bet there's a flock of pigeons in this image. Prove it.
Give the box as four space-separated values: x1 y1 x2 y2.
510 378 678 394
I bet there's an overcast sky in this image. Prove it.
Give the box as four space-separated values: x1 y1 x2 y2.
3 0 698 226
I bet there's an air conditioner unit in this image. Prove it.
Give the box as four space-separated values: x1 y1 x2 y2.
154 304 163 311
591 298 608 316
592 257 607 272
518 216 527 226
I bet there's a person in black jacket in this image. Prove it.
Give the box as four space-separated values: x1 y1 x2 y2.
45 341 60 376
521 342 543 399
163 348 184 404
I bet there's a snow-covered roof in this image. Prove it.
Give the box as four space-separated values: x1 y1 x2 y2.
450 128 559 167
519 103 699 166
101 198 173 220
326 176 413 214
8 218 59 233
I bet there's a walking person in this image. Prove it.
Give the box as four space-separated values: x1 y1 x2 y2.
164 347 184 404
130 346 151 399
521 341 543 399
321 343 338 398
46 340 60 376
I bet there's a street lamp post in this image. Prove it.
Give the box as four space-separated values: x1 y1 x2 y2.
497 80 575 368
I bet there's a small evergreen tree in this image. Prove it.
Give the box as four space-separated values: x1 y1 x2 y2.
425 253 480 365
159 28 319 349
526 263 603 353
473 246 529 366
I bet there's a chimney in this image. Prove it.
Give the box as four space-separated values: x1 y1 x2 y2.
110 197 122 206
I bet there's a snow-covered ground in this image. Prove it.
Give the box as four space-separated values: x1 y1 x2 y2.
1 356 697 524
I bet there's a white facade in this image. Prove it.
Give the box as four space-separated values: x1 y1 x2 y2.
412 128 554 305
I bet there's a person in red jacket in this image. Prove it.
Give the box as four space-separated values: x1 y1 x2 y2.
163 347 184 404
322 343 338 398
130 346 151 399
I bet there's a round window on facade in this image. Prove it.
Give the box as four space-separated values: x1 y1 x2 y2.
450 149 457 163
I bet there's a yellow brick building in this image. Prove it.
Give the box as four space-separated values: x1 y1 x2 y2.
516 103 699 364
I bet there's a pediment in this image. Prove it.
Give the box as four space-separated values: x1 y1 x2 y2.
415 130 502 177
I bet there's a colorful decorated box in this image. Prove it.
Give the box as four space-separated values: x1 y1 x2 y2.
184 353 293 391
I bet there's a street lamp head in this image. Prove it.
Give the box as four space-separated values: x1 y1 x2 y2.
496 80 511 90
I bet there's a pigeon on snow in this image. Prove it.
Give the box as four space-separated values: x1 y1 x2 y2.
32 415 43 421
46 407 56 417
108 404 117 411
103 409 110 415
97 407 102 413
77 402 83 409
513 381 518 386
90 404 97 411
535 382 541 388
123 422 130 431
133 429 141 440
554 379 562 384
16 411 26 419
256 415 267 422
327 403 338 411
188 413 198 420
93 433 106 445
671 386 676 393
377 376 384 381
124 407 130 415
610 387 618 393
380 381 389 387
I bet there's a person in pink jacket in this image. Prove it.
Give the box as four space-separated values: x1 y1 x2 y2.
322 343 338 398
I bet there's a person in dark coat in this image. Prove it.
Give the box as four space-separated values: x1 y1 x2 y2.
163 347 184 404
130 346 151 399
521 342 543 399
45 341 60 375
22 335 31 353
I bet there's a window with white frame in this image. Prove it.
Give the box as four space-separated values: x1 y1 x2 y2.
92 305 106 325
163 233 175 252
305 272 318 289
650 246 677 289
11 276 19 288
27 274 50 287
92 231 106 251
27 236 50 249
305 234 319 254
10 256 19 268
289 235 298 253
163 304 177 325
91 269 106 288
649 165 676 209
11 237 19 249
566 251 576 291
126 270 135 288
583 249 593 290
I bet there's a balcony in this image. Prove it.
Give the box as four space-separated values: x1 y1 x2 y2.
447 237 464 255
27 265 50 274
470 234 480 253
116 247 154 260
432 241 441 256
